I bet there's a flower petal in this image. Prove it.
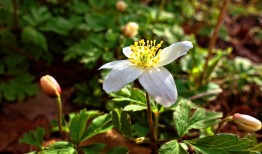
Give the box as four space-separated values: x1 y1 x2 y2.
154 41 193 67
123 47 132 58
138 67 177 107
99 60 130 70
103 64 143 93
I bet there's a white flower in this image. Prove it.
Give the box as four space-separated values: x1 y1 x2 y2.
99 39 193 107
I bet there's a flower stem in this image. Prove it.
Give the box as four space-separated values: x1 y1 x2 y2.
56 96 63 138
198 0 229 86
154 111 159 142
155 0 166 22
146 92 158 154
215 116 233 134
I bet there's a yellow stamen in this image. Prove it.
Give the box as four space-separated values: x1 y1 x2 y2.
129 39 163 67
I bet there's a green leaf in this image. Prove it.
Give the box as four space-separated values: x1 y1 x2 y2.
21 26 48 51
249 142 262 152
159 140 188 154
1 74 38 101
22 7 52 26
112 109 133 138
106 146 129 154
39 141 76 154
41 17 74 35
205 49 230 80
80 143 106 154
0 55 38 101
19 127 45 149
0 65 4 74
64 39 102 69
0 0 13 25
81 48 102 69
69 109 100 144
173 99 222 137
70 1 89 14
81 113 113 141
185 134 253 154
132 123 149 137
69 109 89 144
84 12 114 31
2 83 16 101
110 87 146 106
123 104 147 111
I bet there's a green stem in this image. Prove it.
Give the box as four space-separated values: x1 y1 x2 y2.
146 92 158 154
155 0 166 22
215 116 233 134
56 97 63 138
198 0 229 86
154 111 160 143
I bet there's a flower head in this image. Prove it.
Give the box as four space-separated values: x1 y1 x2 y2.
233 113 261 132
99 39 193 107
122 22 139 38
40 75 61 98
116 0 127 12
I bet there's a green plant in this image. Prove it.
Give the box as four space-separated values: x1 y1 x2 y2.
20 109 122 154
0 55 38 102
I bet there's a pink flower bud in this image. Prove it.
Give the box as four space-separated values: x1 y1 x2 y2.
122 22 139 38
233 113 261 132
40 75 61 98
116 0 127 12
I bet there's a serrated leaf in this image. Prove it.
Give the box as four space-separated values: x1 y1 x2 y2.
2 74 38 101
69 109 100 144
81 48 102 69
81 113 113 141
41 17 73 35
70 1 89 14
19 127 45 149
22 26 48 51
69 109 89 144
159 140 188 154
123 104 147 111
80 143 106 154
39 141 76 154
84 12 111 31
22 7 52 26
173 99 222 137
112 109 121 133
64 39 102 68
185 134 253 154
110 87 146 106
2 83 16 101
248 142 262 152
0 55 38 101
112 109 133 138
106 146 129 154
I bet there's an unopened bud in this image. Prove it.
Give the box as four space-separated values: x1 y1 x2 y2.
116 0 127 12
40 75 61 98
122 22 139 38
233 113 261 132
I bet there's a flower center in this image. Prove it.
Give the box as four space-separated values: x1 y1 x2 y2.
129 39 163 67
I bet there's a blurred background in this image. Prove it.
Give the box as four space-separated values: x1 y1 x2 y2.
0 0 261 153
